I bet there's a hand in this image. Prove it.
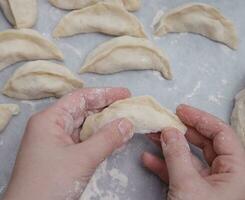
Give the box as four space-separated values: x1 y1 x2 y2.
3 88 134 200
142 104 245 200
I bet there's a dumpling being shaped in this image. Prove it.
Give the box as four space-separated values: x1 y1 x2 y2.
0 29 64 71
80 36 172 80
0 0 37 28
80 96 187 141
231 89 245 147
154 3 238 49
0 104 20 133
53 2 146 38
3 60 84 100
49 0 140 12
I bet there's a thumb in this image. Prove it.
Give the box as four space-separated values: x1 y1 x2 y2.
80 118 134 166
161 128 199 185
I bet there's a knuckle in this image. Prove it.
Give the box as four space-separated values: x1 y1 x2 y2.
212 156 234 173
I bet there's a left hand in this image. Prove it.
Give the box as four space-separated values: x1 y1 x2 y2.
3 88 134 200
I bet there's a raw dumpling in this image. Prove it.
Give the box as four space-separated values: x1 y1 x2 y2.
0 0 37 28
3 60 84 100
53 2 146 38
0 29 64 71
121 0 140 11
80 96 187 140
0 104 20 133
231 89 245 146
80 36 172 80
154 3 238 49
49 0 140 12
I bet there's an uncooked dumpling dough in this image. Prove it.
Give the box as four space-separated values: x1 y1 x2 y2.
154 3 238 49
80 96 187 140
3 60 84 100
121 0 140 11
49 0 140 11
53 2 146 38
0 29 64 71
231 89 245 146
0 104 20 133
80 36 172 80
0 0 37 28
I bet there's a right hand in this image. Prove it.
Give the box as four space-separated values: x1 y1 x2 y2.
142 104 245 200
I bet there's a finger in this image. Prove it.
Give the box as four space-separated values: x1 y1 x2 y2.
45 88 130 137
82 88 131 110
161 128 200 184
77 118 134 166
147 132 209 175
142 152 169 182
186 127 217 165
177 104 244 156
55 87 131 121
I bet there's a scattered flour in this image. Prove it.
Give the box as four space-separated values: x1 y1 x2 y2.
80 160 108 200
108 168 128 189
185 81 201 99
80 160 129 200
151 9 165 28
40 32 52 40
167 85 178 92
59 43 83 59
208 95 225 105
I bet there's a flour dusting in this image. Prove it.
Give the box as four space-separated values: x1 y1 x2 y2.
80 159 129 200
208 95 225 105
109 168 128 189
185 81 201 99
59 43 83 59
151 9 165 28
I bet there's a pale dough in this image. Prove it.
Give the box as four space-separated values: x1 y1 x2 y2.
53 2 146 38
154 3 238 49
0 29 64 71
0 104 20 133
0 0 37 28
80 96 187 141
3 60 84 100
80 36 172 80
231 89 245 146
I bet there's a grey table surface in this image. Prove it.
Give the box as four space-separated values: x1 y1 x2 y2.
0 0 245 199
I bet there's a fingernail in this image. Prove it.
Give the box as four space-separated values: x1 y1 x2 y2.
161 129 180 145
118 119 134 142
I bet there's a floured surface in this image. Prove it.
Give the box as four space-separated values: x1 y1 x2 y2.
0 0 245 199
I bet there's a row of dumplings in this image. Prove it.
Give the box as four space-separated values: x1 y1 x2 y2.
0 0 140 28
0 1 239 133
0 1 238 46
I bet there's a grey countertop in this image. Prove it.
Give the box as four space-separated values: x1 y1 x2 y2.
0 0 245 199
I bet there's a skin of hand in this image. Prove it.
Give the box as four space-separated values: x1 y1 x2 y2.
3 88 134 200
142 104 245 200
